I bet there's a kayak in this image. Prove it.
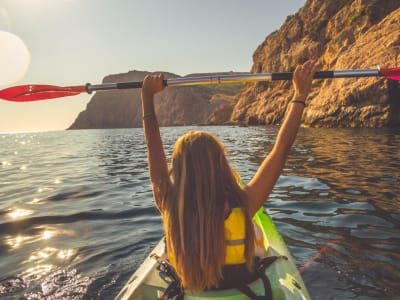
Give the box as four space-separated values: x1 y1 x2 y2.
115 208 310 299
115 208 311 299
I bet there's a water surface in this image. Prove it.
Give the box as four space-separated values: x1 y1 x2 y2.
0 126 399 299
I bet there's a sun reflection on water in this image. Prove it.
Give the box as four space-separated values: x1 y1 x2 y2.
27 247 58 262
5 235 33 249
57 249 75 260
20 264 54 282
1 160 11 167
28 197 43 204
21 247 78 286
27 247 77 263
7 208 34 219
37 187 52 193
5 226 76 250
24 247 77 267
42 229 56 240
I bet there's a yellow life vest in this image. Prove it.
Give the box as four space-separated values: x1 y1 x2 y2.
224 207 266 265
225 207 246 264
166 207 267 266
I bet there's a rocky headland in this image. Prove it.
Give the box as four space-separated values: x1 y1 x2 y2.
68 71 242 129
69 0 400 129
232 0 400 127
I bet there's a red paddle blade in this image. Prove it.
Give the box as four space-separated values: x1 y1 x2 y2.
0 84 86 102
380 67 400 81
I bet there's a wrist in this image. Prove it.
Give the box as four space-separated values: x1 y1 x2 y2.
141 90 155 99
142 112 156 121
292 92 307 108
291 100 306 107
293 92 308 101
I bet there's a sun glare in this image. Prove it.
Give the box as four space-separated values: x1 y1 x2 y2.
0 31 30 86
7 208 34 219
6 234 32 249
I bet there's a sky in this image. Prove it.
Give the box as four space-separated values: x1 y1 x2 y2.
0 0 306 133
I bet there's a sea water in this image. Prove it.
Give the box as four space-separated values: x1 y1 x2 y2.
0 126 399 299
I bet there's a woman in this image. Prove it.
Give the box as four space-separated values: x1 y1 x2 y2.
141 60 318 293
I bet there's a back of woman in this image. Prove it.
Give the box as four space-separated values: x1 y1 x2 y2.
140 60 318 293
161 131 255 292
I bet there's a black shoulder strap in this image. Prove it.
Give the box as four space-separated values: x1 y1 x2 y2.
257 255 288 271
158 282 184 300
156 255 288 300
235 271 272 300
156 260 185 300
236 283 271 299
235 255 288 300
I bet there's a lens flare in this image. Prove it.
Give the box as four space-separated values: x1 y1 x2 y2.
0 31 30 86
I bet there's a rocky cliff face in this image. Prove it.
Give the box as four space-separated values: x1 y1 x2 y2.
68 72 241 129
231 0 400 127
70 0 400 129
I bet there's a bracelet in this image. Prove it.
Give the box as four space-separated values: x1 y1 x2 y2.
142 113 156 120
291 100 306 107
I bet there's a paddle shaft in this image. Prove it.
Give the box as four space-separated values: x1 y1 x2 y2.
3 67 396 102
86 69 380 93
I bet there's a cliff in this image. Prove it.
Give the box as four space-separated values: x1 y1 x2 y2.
68 71 242 129
231 0 400 127
70 0 400 129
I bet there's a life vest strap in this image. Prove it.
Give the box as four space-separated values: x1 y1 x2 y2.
155 255 287 300
156 260 184 300
226 256 287 300
225 238 246 246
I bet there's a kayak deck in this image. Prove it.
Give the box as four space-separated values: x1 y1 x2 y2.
115 209 310 299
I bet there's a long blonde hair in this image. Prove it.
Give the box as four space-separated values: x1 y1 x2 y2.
161 130 255 292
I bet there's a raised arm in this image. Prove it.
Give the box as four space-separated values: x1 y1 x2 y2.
245 60 318 216
141 74 169 208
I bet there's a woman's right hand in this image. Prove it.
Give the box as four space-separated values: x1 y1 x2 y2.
292 60 318 100
142 74 165 98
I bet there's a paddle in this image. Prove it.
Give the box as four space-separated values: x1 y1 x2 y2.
1 67 399 102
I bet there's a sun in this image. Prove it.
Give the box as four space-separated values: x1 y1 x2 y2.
0 31 30 86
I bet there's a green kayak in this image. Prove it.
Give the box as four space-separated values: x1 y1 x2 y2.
115 208 311 299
